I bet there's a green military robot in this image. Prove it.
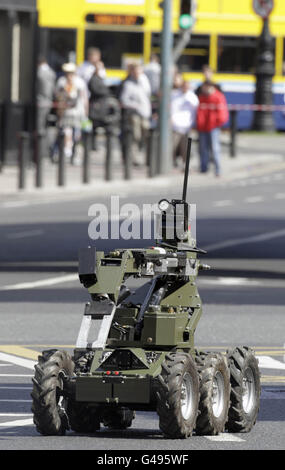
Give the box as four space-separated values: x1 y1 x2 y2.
31 139 261 438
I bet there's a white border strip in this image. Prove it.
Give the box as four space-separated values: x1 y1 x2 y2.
0 352 36 370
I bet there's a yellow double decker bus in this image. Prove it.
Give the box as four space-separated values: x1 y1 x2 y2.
37 0 285 129
37 0 180 80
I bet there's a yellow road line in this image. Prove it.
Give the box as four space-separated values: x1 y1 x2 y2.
21 345 75 348
1 345 285 381
0 346 39 361
261 375 285 383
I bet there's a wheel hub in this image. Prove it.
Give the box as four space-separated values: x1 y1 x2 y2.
212 371 225 418
242 367 255 413
180 372 194 420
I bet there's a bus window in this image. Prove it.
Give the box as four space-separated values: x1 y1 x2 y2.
217 35 274 74
151 33 209 72
47 29 77 75
176 35 210 72
85 30 144 69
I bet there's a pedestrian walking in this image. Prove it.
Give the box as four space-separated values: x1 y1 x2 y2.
196 64 222 96
88 61 121 148
36 56 56 134
119 63 151 166
53 63 88 163
196 81 229 176
77 47 106 86
171 80 199 168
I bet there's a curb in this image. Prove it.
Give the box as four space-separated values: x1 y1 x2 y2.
1 157 285 203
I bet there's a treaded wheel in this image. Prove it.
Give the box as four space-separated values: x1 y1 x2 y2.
68 354 100 433
226 346 260 433
103 407 135 430
68 402 101 433
31 349 74 436
156 352 199 439
195 351 230 435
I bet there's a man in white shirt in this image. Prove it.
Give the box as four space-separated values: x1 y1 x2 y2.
171 80 199 166
120 63 152 165
120 64 151 120
36 56 56 133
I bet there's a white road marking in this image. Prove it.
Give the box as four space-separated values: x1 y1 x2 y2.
204 228 285 251
0 413 33 417
0 418 33 428
258 356 285 371
244 196 264 204
248 178 258 185
212 200 233 207
198 277 261 286
275 193 285 199
0 352 36 370
6 229 44 240
0 374 33 377
205 434 245 442
0 273 78 291
1 201 30 209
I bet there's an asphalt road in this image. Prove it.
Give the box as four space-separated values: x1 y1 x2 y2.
0 167 284 451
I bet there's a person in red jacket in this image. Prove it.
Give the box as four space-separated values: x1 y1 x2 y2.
196 81 229 176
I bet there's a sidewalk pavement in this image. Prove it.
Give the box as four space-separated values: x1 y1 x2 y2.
0 131 285 202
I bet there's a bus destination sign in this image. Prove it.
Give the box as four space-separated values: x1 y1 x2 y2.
86 14 144 26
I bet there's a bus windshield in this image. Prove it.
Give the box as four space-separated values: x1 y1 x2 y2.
85 30 144 69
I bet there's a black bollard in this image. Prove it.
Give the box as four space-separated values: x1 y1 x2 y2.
122 130 132 180
58 129 65 186
82 130 91 184
18 132 30 190
0 102 4 173
34 131 44 188
147 128 159 177
230 110 237 158
105 130 114 181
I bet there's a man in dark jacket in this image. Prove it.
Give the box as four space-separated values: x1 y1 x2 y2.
88 61 120 149
88 61 110 125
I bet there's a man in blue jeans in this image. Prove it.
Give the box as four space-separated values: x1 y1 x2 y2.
199 127 221 176
197 81 229 176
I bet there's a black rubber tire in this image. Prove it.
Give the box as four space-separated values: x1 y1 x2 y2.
31 349 74 436
68 403 100 433
103 407 135 430
68 354 100 433
156 352 200 439
195 351 230 435
226 346 260 433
